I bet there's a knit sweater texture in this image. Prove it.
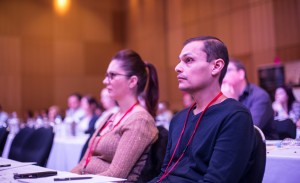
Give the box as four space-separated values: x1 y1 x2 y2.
71 109 158 182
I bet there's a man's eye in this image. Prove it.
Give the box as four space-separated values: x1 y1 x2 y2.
110 73 117 78
185 57 193 63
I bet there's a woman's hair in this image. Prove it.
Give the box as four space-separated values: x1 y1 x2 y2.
278 85 296 112
83 95 100 112
112 49 159 117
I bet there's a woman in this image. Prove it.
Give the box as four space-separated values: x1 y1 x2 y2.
272 85 300 123
71 49 159 182
78 95 101 136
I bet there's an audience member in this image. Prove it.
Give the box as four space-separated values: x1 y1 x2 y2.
63 93 85 136
222 59 278 140
24 110 35 128
150 36 258 182
48 105 62 125
273 85 300 123
71 49 159 182
0 105 9 124
156 101 173 130
78 95 100 136
94 88 119 129
64 93 85 124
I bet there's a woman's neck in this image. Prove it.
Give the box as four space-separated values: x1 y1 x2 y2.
281 101 288 112
117 97 138 114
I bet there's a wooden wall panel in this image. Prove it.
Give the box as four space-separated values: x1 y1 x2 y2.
0 0 125 118
0 0 299 116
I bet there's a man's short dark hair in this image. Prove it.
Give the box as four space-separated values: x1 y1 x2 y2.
229 58 248 81
70 92 82 101
184 36 229 85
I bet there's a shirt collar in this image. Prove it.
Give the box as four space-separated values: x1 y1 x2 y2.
239 83 250 101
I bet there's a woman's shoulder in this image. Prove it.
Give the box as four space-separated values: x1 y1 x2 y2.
125 106 155 124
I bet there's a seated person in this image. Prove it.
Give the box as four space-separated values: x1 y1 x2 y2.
273 85 300 123
64 93 85 124
222 59 278 140
156 101 173 130
150 36 261 182
78 95 101 136
71 49 159 182
94 88 119 129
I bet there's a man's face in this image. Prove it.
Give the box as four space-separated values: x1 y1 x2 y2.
68 96 80 110
175 41 213 93
222 62 243 87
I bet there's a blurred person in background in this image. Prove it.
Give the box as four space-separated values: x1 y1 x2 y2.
79 95 101 136
273 85 300 124
222 59 278 140
156 101 173 130
0 105 9 124
64 93 85 124
94 88 119 129
48 105 62 125
24 110 35 128
71 49 159 182
63 93 85 136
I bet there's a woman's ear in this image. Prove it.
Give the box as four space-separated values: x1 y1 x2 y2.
128 75 138 89
211 59 225 76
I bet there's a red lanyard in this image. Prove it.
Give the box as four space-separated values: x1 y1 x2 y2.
82 101 139 174
158 92 223 182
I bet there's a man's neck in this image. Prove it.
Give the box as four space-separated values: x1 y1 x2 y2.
235 79 248 97
192 88 224 114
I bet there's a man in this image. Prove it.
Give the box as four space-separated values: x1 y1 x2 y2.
94 88 119 129
150 36 261 182
222 59 278 140
63 93 85 136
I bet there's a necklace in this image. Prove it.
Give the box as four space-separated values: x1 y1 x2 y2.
157 92 223 182
81 101 139 174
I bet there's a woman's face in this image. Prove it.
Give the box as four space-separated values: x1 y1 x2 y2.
103 59 131 101
275 87 288 103
80 97 90 111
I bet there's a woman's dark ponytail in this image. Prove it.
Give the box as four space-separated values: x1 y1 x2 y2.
144 63 159 118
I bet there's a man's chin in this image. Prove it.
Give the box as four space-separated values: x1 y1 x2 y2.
178 86 189 92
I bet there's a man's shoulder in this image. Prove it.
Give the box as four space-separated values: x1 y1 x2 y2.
220 98 251 114
249 83 267 94
248 83 270 98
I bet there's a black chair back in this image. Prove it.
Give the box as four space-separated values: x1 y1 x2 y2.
241 126 266 183
0 127 9 156
21 127 55 167
274 119 296 139
137 126 169 183
8 127 35 161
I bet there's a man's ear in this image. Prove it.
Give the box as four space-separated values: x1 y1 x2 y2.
211 59 225 76
128 75 138 89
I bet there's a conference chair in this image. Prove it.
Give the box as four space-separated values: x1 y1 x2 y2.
21 127 55 167
0 127 9 156
274 119 296 140
137 126 169 183
241 126 266 183
8 127 35 161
